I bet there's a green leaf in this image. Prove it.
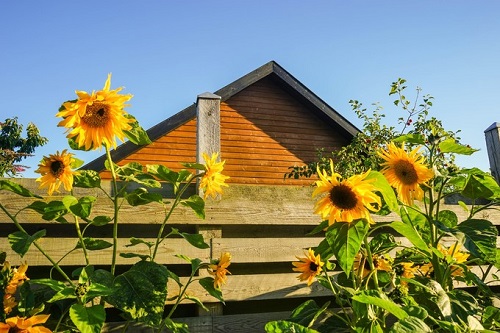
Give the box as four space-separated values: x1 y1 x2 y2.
167 269 182 286
393 134 426 145
325 219 369 274
180 162 206 170
163 318 190 333
181 194 205 219
30 278 67 292
40 200 68 221
68 136 91 151
265 321 320 333
26 201 48 214
352 290 408 320
133 173 162 188
288 299 330 328
461 172 500 200
69 304 106 333
307 220 329 236
125 188 163 206
77 238 113 251
119 252 151 261
438 138 478 155
482 306 500 330
455 219 498 262
146 164 177 183
401 305 428 320
107 261 168 326
46 286 77 302
366 171 398 212
437 210 458 229
369 233 398 255
388 316 432 333
388 221 430 255
125 237 154 248
64 196 96 219
0 179 41 198
199 277 224 303
73 170 101 188
171 228 210 249
8 230 46 257
123 115 151 145
91 215 111 226
184 294 209 312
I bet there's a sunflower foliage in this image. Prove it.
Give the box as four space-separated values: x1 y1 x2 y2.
0 75 231 333
268 79 500 333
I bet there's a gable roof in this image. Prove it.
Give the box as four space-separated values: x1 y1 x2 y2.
83 60 360 171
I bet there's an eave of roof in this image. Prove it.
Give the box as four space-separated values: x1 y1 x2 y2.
82 60 360 171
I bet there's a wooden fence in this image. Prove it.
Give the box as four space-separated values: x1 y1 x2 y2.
1 179 499 332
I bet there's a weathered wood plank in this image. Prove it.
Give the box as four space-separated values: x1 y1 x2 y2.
1 238 210 266
103 312 292 333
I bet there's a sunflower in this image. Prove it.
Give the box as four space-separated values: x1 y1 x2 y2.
208 252 231 289
397 262 418 286
292 248 324 286
353 253 392 278
438 243 469 277
199 152 230 200
4 262 28 295
416 244 469 278
0 315 52 333
56 73 133 150
378 142 434 206
35 150 75 196
312 160 381 225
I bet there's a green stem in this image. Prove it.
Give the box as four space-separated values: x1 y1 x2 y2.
105 145 120 275
151 175 198 261
322 270 352 327
363 236 379 290
157 273 198 332
74 216 89 266
0 203 74 285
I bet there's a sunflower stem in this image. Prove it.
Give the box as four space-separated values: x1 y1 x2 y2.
363 236 380 290
73 215 89 266
322 269 353 327
151 174 198 261
0 203 74 285
105 144 120 276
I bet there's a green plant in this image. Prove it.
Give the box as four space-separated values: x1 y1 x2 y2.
0 75 231 332
270 80 500 332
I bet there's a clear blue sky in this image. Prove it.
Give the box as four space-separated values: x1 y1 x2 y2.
2 1 499 178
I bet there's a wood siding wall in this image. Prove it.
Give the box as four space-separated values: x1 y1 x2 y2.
100 77 350 185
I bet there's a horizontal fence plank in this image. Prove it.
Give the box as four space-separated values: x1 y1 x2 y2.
1 238 210 266
103 311 292 333
2 183 500 226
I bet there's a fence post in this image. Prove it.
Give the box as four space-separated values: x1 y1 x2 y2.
195 92 224 318
485 122 500 184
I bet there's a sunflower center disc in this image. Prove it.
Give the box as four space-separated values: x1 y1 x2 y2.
83 102 110 128
395 160 419 185
329 184 357 210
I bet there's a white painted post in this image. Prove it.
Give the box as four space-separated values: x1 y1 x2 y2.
195 92 223 317
485 122 500 184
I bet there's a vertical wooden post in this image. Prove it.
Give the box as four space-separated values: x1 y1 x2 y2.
485 122 500 184
195 92 224 317
196 92 221 165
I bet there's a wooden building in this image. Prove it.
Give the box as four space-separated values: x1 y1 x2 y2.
83 60 359 185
